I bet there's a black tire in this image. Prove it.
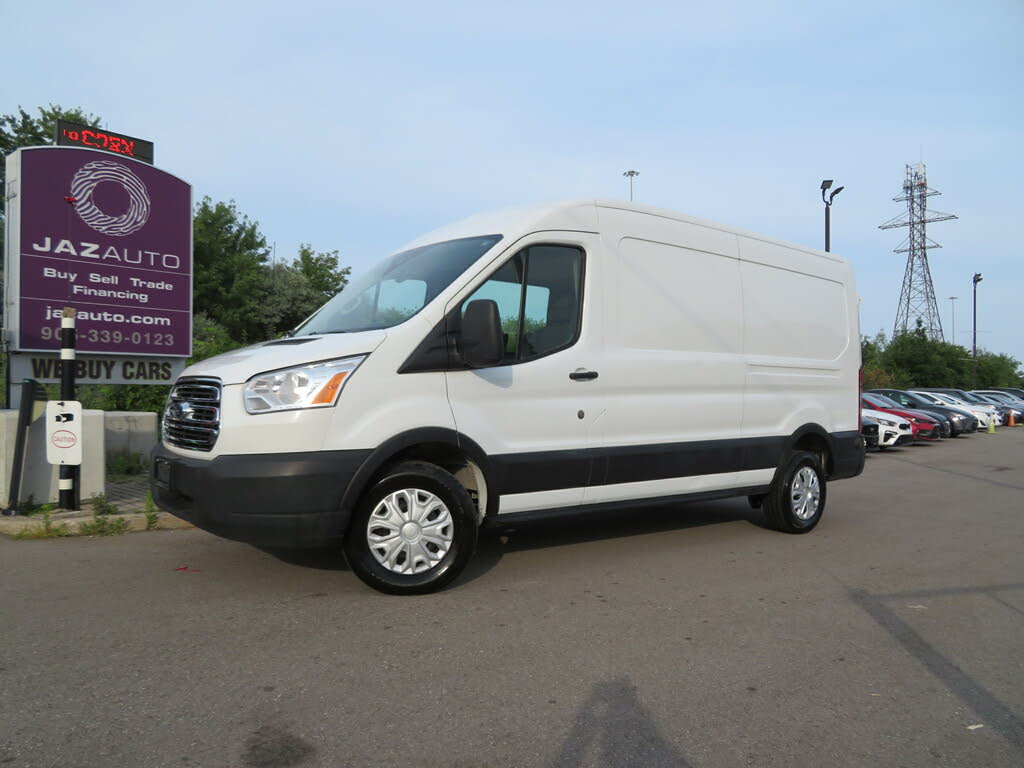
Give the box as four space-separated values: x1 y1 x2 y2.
344 461 478 595
762 451 826 534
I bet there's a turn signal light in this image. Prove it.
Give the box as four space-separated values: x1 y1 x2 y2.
311 372 349 405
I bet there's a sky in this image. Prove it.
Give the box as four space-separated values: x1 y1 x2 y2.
5 0 1023 365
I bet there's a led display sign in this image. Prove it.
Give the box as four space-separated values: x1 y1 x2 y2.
54 120 154 165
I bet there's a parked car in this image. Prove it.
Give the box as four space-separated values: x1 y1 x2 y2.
864 392 952 438
862 407 913 448
861 393 943 441
915 388 1008 426
151 199 865 594
913 390 998 428
866 388 974 435
971 392 1023 423
861 416 880 451
909 390 987 430
986 387 1024 400
976 389 1024 406
946 391 1015 425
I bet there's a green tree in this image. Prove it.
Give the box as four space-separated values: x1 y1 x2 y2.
259 244 352 338
876 322 976 389
261 261 323 338
973 349 1024 388
1 104 101 255
192 197 273 343
296 244 351 303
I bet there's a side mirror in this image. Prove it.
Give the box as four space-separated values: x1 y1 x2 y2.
459 299 504 368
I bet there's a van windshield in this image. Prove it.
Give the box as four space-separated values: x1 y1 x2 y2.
295 235 502 335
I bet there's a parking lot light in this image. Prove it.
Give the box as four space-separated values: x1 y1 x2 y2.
821 180 844 252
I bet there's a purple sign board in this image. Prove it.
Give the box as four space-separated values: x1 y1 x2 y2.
4 146 191 357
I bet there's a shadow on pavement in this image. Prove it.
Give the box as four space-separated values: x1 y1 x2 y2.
255 545 350 572
551 676 692 767
461 498 764 586
257 497 764 585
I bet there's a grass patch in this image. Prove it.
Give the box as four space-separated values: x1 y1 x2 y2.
107 451 149 477
14 512 71 539
87 493 121 516
144 492 159 530
15 496 58 516
79 514 130 536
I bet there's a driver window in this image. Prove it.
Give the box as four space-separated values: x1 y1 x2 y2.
461 245 583 364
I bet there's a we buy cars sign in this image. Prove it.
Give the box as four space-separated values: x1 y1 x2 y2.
4 146 191 357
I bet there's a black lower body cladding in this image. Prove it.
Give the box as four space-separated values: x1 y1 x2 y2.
151 428 864 549
151 444 370 548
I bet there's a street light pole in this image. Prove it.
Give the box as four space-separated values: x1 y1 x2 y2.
820 180 844 252
948 296 958 343
972 273 983 388
623 170 639 202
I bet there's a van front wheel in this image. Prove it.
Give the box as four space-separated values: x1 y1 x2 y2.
762 451 826 534
344 461 478 595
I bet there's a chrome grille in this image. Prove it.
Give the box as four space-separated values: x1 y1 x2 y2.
163 377 222 452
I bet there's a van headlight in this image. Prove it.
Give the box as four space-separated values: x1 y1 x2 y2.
244 356 366 414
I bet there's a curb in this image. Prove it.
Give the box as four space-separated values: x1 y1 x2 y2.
0 511 194 539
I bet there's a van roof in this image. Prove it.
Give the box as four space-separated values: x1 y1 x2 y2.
398 198 844 263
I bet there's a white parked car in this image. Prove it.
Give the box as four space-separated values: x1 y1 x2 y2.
973 390 1024 415
152 199 864 594
862 408 912 449
911 391 996 428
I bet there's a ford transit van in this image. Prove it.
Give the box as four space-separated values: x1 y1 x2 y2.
152 200 864 594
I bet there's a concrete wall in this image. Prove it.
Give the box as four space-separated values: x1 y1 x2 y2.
0 409 106 508
104 411 158 460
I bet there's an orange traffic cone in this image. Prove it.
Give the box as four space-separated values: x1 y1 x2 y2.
1010 411 1018 427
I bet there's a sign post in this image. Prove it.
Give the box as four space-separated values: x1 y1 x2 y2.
58 308 78 508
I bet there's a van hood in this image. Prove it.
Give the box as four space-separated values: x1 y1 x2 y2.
182 330 388 385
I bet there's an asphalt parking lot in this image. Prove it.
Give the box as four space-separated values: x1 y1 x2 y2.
2 429 1022 768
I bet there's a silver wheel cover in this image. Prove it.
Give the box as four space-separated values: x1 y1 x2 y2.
790 466 821 521
367 489 453 575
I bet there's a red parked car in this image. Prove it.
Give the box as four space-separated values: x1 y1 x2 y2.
861 393 942 442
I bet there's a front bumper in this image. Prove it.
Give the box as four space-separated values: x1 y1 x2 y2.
151 444 371 548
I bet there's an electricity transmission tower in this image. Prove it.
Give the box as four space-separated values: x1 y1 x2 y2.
879 163 957 341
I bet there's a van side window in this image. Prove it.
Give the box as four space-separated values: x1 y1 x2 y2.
462 245 583 364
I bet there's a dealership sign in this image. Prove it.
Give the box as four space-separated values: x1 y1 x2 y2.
9 353 185 386
3 146 192 358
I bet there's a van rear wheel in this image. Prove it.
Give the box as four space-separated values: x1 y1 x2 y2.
344 461 478 595
762 451 826 534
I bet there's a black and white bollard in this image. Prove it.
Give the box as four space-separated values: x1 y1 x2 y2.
59 307 78 510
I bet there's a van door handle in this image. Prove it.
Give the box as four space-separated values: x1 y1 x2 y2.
569 369 599 381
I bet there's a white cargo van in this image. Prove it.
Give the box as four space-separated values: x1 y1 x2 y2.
152 200 864 594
